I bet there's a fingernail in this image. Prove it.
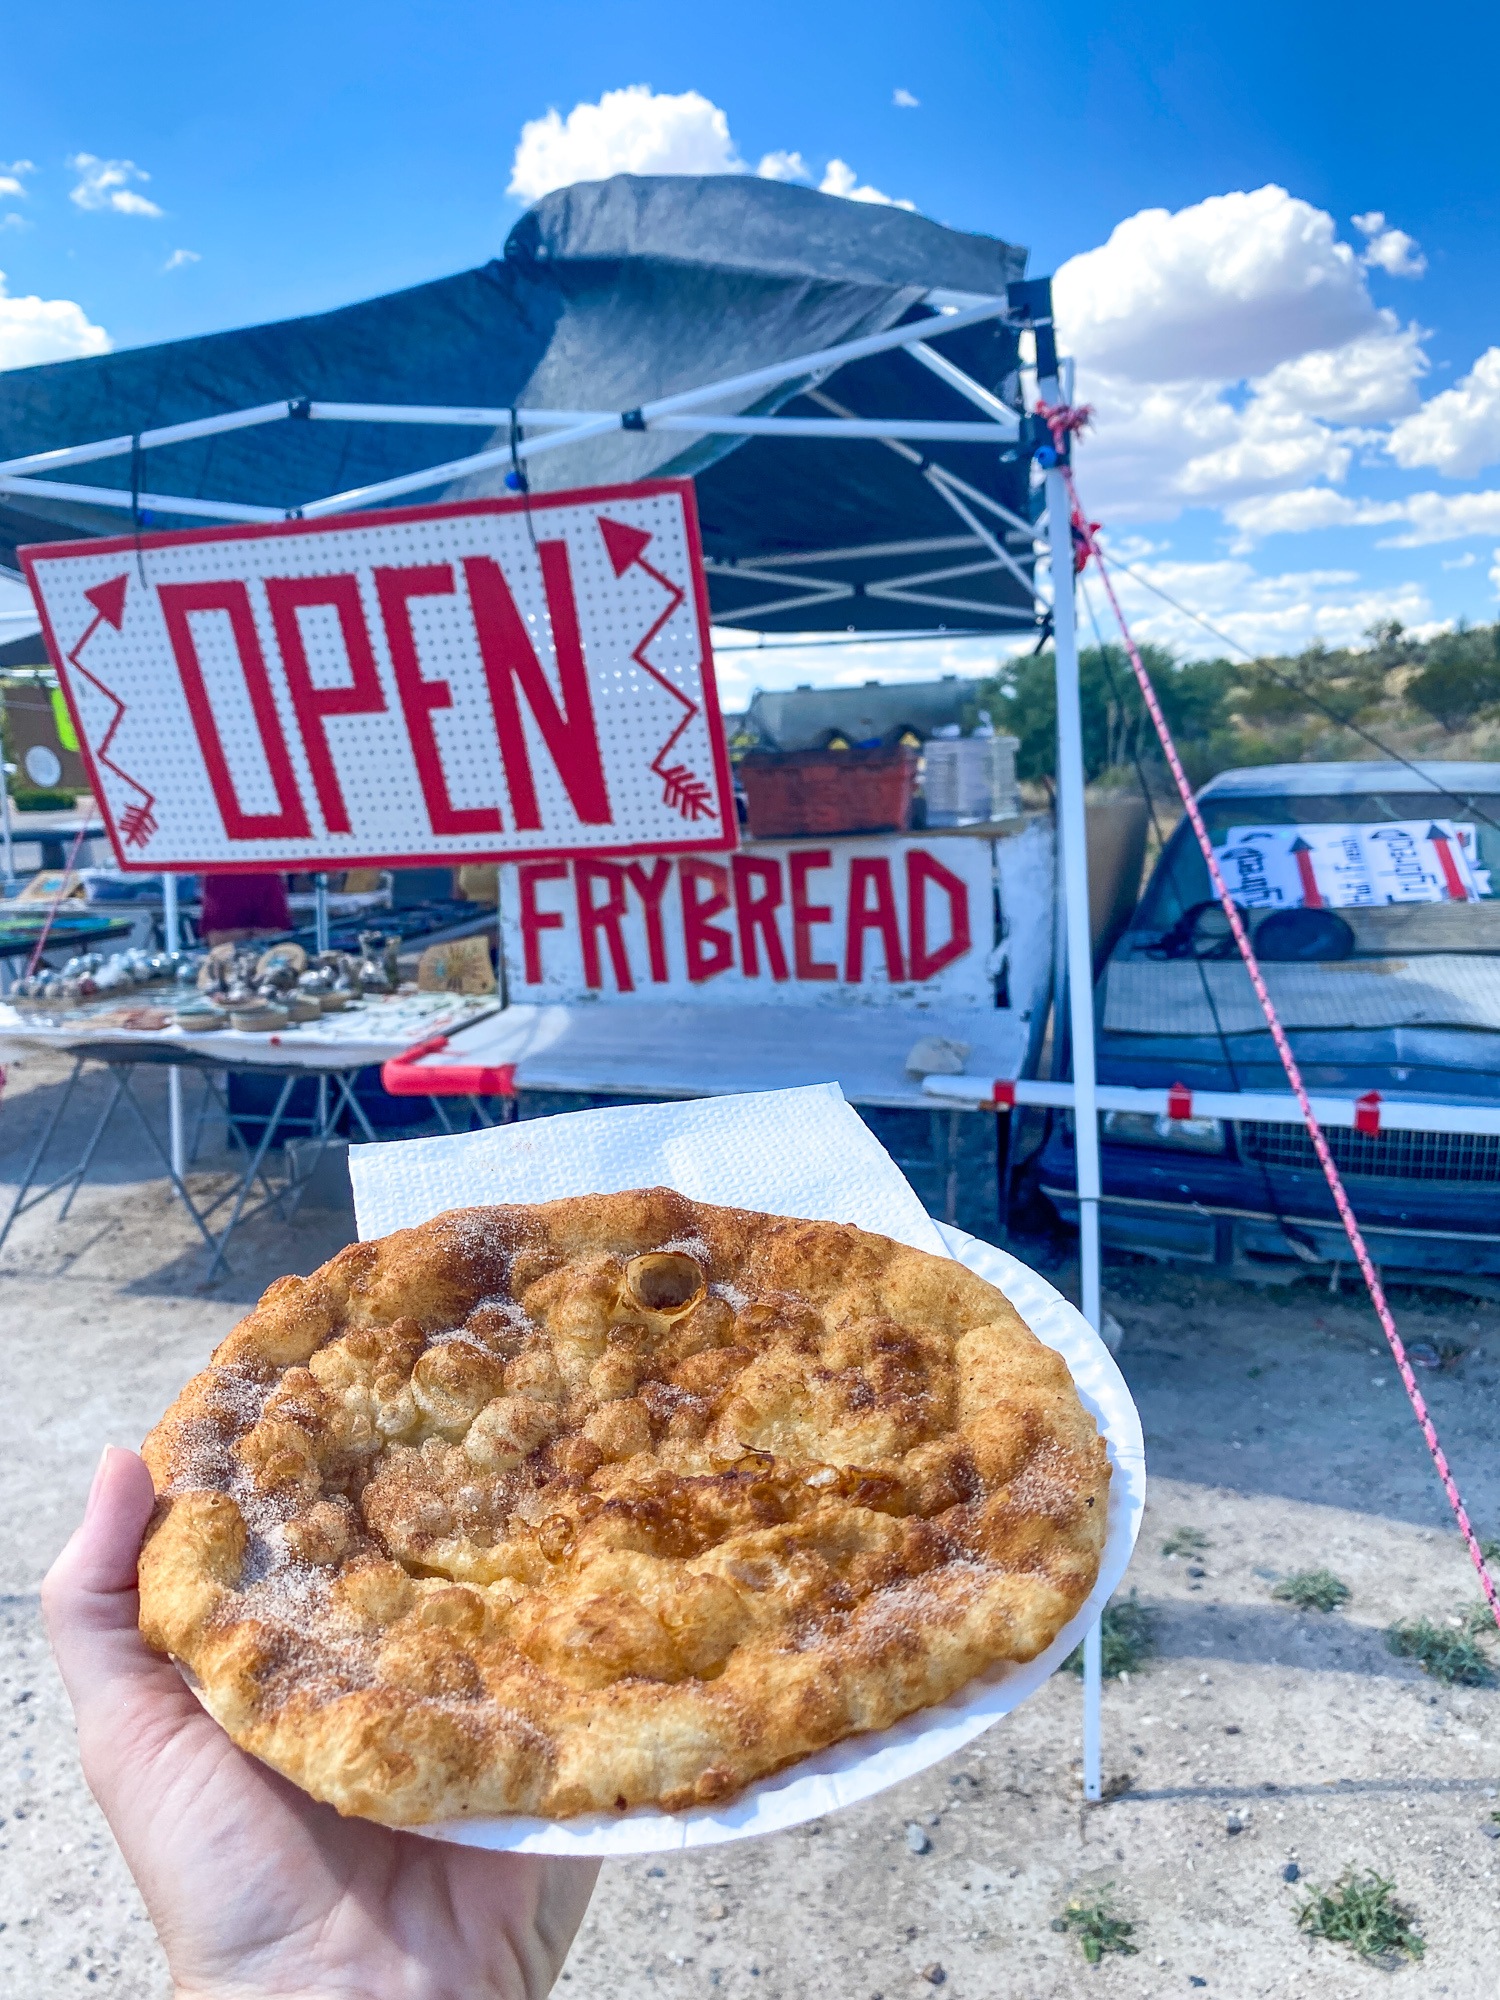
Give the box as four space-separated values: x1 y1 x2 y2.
83 1447 114 1523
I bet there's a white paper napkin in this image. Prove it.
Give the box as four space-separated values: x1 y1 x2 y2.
350 1081 947 1252
346 1083 1146 1856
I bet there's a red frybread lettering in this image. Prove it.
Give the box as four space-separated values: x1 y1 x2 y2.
789 849 837 981
374 562 503 837
907 848 972 980
575 858 634 992
264 573 386 836
464 545 612 830
625 858 673 982
844 856 907 982
680 859 734 981
157 580 310 841
732 854 789 980
518 860 568 983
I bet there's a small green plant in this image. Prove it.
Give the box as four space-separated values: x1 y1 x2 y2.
1272 1569 1351 1614
1161 1526 1209 1558
1296 1870 1424 1963
1066 1592 1156 1678
1480 1537 1500 1564
1051 1887 1138 1964
1386 1616 1496 1687
1462 1601 1499 1640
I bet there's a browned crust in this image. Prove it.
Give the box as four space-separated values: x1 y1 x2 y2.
138 1190 1109 1824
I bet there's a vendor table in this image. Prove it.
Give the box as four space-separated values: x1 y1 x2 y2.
381 999 1030 1227
0 993 502 1279
0 908 141 990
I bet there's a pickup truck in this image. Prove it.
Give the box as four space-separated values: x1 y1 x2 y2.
1039 761 1500 1281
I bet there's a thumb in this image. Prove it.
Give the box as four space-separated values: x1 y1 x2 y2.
43 1447 183 1718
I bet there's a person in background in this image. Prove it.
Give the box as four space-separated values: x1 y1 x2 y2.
199 871 292 947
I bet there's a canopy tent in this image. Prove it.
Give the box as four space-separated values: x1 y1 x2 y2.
0 175 1036 633
0 174 1121 1795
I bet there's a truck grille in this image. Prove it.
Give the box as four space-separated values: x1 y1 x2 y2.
1237 1121 1500 1185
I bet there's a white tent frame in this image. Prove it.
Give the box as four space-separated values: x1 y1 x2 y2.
2 282 1118 1789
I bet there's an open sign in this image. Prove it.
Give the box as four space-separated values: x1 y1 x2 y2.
22 482 734 870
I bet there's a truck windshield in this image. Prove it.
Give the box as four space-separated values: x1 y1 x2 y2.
1135 791 1500 929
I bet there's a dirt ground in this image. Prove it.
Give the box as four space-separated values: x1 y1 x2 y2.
1 1046 1497 1998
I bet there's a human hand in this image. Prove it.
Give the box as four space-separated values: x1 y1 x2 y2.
43 1447 599 2000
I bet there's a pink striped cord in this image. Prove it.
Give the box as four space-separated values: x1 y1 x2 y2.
1065 466 1499 1629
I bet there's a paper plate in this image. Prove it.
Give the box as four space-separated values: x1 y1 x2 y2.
414 1224 1146 1857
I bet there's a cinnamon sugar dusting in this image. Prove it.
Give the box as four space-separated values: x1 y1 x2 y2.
138 1189 1108 1824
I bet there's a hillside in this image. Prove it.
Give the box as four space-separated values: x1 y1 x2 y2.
964 620 1500 791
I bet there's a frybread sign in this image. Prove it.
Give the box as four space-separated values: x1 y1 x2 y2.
499 836 1000 1008
22 482 735 870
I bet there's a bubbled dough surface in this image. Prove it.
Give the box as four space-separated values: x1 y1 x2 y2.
138 1190 1110 1825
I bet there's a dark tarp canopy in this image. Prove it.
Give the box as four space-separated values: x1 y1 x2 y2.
0 175 1036 634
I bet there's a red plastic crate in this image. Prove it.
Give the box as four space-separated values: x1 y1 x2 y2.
738 747 917 838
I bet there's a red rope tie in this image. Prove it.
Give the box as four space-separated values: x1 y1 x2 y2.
1062 464 1500 1632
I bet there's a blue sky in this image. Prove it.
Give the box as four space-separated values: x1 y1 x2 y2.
3 1 1499 704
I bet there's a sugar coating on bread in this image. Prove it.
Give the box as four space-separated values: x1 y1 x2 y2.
139 1190 1109 1824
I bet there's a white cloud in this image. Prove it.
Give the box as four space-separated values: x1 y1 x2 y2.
67 153 162 217
1094 551 1436 658
1352 210 1427 278
0 270 109 368
1387 346 1500 478
1056 186 1377 384
755 149 810 183
1442 551 1478 569
506 86 916 215
1253 318 1426 421
818 158 913 209
163 247 200 271
893 87 920 108
0 160 35 202
1223 485 1500 550
508 85 742 200
1052 186 1450 523
1491 550 1500 599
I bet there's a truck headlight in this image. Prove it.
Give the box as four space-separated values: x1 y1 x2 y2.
1102 1109 1227 1154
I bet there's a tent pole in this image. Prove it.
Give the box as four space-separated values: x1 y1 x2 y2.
162 872 185 1181
1041 400 1104 1808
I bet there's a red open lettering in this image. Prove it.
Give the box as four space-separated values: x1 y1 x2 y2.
575 858 634 992
265 573 385 835
375 563 503 837
680 859 734 981
158 580 310 841
518 859 568 983
907 848 972 979
732 854 789 980
845 856 907 982
789 849 837 981
464 545 611 830
625 859 673 982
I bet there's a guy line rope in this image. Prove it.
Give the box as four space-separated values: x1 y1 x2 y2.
1038 399 1500 1630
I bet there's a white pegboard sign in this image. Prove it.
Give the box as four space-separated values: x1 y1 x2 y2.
20 482 735 871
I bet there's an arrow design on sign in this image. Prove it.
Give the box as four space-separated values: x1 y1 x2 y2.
597 516 715 821
1288 835 1323 908
1427 822 1469 901
66 575 158 848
